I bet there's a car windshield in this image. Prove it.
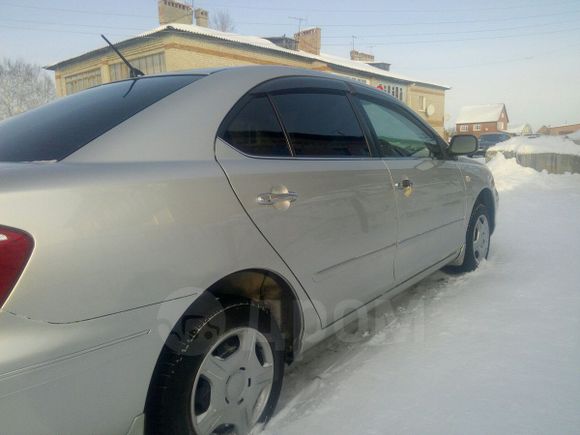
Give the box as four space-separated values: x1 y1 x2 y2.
0 75 201 162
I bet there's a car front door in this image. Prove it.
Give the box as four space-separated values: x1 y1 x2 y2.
215 77 398 327
353 92 466 282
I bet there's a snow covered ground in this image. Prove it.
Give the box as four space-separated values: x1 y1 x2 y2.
265 155 580 435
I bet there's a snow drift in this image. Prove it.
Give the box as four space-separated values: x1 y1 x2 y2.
487 135 580 174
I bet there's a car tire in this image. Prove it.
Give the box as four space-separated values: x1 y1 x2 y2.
447 202 491 273
145 295 285 435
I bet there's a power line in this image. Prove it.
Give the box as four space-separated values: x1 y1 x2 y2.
2 22 578 49
321 18 580 39
0 2 153 18
398 42 580 71
1 1 579 28
1 14 578 43
0 18 149 32
198 0 577 14
321 26 580 47
306 10 580 27
0 23 121 37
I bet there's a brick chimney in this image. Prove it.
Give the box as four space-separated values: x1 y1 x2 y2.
158 0 193 25
350 50 375 62
194 8 209 27
294 28 321 55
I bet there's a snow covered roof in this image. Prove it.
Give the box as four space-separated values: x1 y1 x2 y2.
456 104 506 124
46 24 449 89
141 25 448 89
505 123 532 135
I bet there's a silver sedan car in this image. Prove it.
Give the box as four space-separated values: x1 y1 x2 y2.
0 66 498 435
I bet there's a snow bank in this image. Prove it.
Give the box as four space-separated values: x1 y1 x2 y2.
487 152 580 191
488 135 580 157
487 135 580 174
567 130 580 142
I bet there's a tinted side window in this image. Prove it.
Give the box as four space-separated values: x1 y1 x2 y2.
358 98 439 158
271 93 369 157
221 97 290 156
0 75 201 162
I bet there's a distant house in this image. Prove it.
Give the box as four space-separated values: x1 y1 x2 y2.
505 123 533 136
537 123 580 136
455 104 509 138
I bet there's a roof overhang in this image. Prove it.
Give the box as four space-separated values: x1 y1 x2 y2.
45 25 450 90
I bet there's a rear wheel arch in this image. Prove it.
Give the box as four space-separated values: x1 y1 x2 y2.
145 296 285 434
204 269 303 364
144 269 301 432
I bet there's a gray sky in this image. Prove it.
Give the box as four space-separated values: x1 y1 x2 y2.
1 0 579 129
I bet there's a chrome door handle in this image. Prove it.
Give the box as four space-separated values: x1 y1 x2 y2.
256 192 298 205
395 179 414 190
256 185 298 210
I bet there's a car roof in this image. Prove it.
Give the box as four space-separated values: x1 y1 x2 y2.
136 65 378 91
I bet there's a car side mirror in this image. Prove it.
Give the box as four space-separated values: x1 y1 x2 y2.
449 135 478 155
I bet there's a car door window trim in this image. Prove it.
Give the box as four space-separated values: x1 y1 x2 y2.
218 76 376 160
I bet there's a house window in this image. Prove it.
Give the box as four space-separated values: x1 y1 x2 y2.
474 124 481 131
418 96 427 112
377 84 405 102
333 73 369 84
459 125 468 132
64 68 102 95
109 52 166 81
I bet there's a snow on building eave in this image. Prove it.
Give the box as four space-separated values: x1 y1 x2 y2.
45 24 449 90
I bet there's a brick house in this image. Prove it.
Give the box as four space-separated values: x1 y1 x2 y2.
455 104 509 138
44 1 449 135
537 123 580 136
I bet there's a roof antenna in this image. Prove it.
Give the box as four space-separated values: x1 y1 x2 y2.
100 34 144 78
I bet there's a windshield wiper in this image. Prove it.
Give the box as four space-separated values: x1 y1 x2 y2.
101 34 144 78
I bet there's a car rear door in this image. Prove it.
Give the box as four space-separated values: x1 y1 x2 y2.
215 77 397 327
353 92 466 282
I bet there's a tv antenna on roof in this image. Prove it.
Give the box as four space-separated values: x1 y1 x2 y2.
289 16 307 35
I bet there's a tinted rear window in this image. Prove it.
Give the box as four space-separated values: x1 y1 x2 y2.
271 92 370 157
222 96 291 157
0 75 201 162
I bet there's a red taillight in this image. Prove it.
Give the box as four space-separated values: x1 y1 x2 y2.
0 226 33 308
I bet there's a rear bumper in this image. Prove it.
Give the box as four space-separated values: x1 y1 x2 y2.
0 307 166 435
